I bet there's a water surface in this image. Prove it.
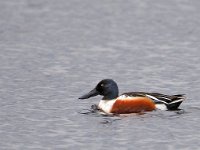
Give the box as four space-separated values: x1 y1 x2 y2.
0 0 200 150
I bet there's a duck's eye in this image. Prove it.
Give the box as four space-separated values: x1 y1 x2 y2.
101 84 104 87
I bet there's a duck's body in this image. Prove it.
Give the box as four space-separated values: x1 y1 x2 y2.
98 92 184 114
79 79 185 114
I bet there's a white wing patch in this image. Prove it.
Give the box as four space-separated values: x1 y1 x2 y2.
117 95 127 99
117 95 134 100
145 94 168 104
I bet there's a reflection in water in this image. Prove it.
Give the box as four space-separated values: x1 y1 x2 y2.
79 104 187 125
78 104 100 115
78 105 122 124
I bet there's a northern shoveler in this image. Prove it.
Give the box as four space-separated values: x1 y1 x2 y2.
79 79 185 114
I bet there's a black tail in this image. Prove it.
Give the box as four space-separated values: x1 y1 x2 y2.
166 94 185 110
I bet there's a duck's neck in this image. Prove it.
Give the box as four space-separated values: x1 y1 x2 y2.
102 92 118 100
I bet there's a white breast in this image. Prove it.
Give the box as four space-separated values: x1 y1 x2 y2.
98 99 116 114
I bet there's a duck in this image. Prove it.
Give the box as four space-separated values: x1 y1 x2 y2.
79 79 185 114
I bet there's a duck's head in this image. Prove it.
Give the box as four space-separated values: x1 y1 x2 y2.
79 79 119 100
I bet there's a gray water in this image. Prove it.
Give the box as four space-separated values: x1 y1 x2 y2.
0 0 200 150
